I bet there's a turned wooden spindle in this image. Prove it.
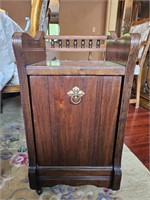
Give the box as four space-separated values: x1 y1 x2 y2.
96 40 100 48
81 39 85 48
74 39 77 48
58 39 62 48
66 39 70 48
89 39 93 48
51 39 55 48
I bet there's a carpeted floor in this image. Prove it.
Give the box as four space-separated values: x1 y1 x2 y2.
0 96 150 200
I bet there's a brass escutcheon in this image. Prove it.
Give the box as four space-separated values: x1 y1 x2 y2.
67 86 85 105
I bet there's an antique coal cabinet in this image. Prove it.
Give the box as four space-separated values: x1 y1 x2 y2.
12 32 139 193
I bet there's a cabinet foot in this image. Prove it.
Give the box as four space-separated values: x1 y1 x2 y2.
36 188 43 195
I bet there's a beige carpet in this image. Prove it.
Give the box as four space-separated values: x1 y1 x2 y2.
118 145 150 200
0 96 150 200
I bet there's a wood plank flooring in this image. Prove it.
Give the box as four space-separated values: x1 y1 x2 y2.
125 105 150 170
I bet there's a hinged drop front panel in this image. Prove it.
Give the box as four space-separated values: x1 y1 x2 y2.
30 75 122 167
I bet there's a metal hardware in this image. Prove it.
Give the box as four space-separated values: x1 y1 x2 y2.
67 86 85 105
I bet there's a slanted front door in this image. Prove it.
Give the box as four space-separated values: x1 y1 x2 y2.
29 75 121 167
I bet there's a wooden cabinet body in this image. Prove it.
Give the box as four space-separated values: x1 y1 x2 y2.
12 32 140 192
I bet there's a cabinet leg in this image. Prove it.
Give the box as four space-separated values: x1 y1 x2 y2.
112 166 122 190
36 188 43 195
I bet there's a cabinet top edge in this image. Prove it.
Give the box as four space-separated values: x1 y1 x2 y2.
26 60 125 76
28 60 125 68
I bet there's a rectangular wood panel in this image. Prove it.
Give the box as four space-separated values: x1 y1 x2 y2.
30 76 122 166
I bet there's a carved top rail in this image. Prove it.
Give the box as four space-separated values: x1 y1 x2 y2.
12 31 140 67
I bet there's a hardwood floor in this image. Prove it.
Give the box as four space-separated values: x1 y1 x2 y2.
125 105 150 170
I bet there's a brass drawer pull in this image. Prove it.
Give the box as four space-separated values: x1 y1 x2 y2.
67 86 85 105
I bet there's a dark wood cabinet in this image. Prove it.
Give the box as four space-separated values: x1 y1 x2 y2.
12 32 140 193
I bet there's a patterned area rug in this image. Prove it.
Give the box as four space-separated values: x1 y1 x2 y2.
0 96 150 200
